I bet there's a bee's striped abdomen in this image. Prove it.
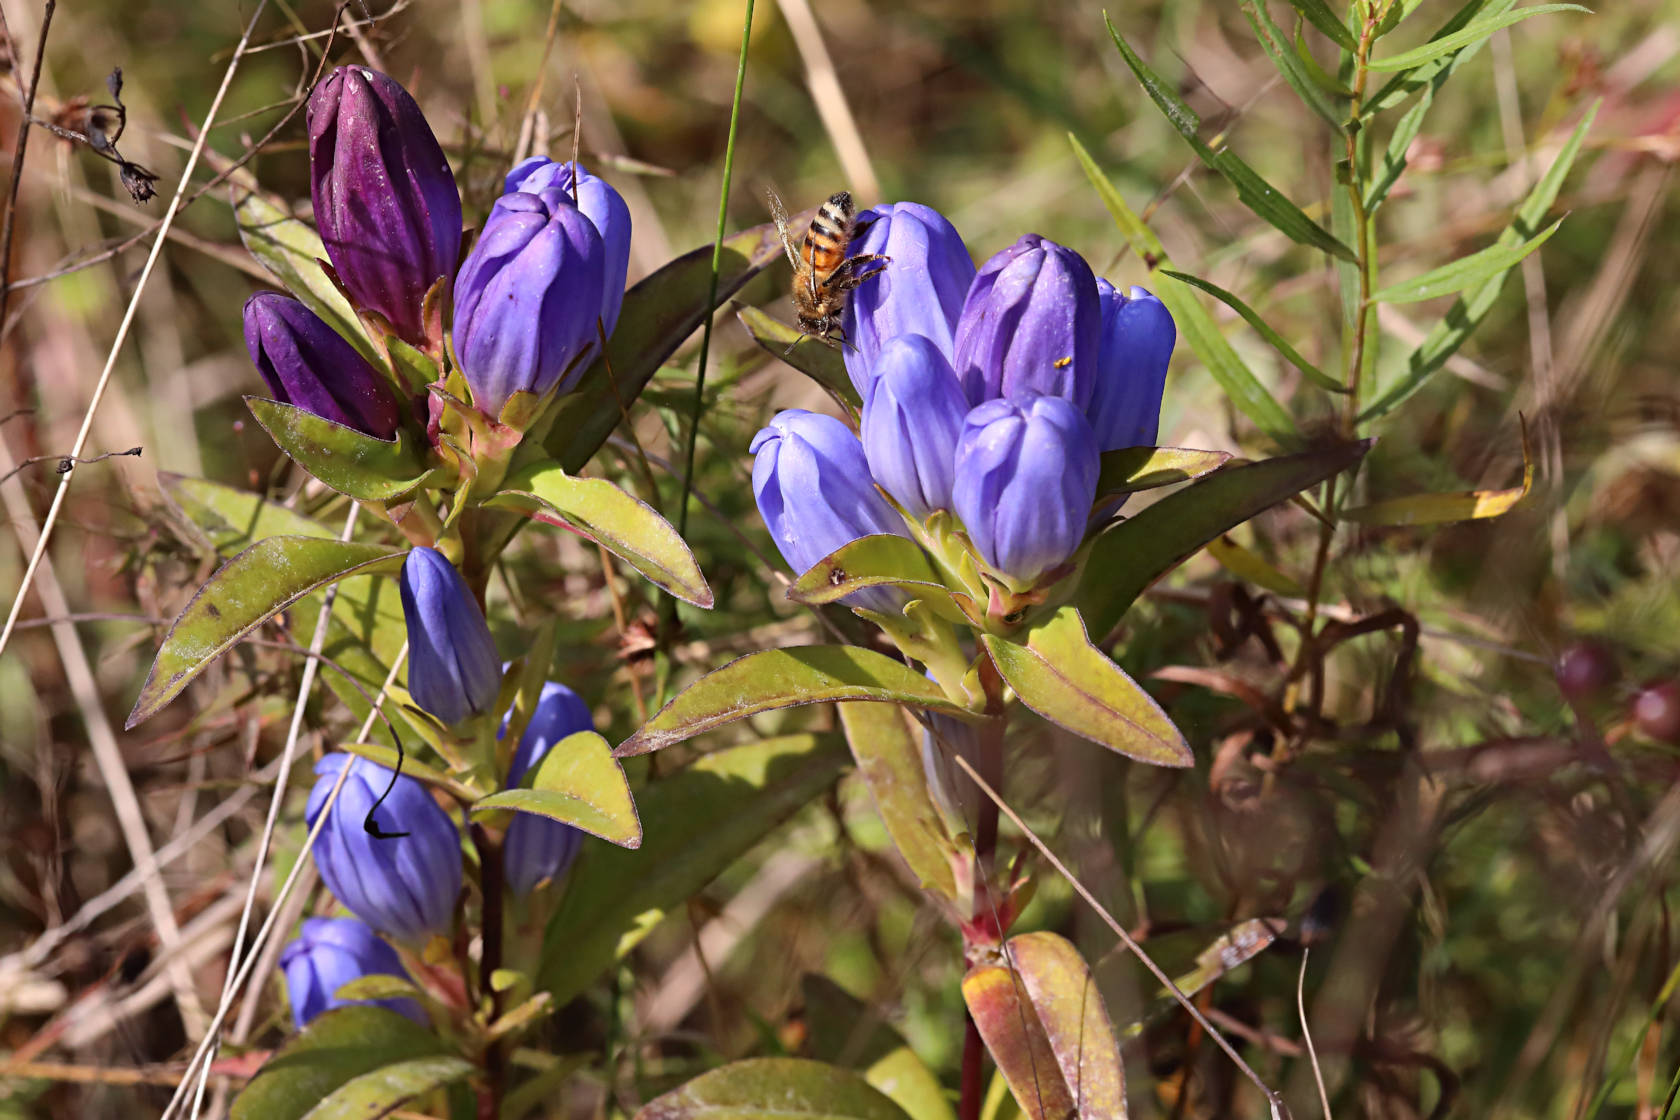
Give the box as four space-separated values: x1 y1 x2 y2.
800 190 855 279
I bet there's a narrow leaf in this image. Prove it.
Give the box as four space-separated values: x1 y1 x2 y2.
538 734 848 1006
245 398 433 502
1120 918 1284 1039
617 646 967 757
1361 102 1597 422
1097 446 1234 499
1365 0 1518 114
1240 2 1343 129
473 730 642 849
1069 133 1296 442
1369 218 1562 303
738 305 860 408
1367 5 1590 71
1340 420 1533 525
1106 15 1356 262
635 1058 913 1120
127 538 404 728
1283 0 1358 50
983 607 1191 766
1205 534 1307 596
489 462 712 607
1076 441 1373 636
161 472 333 552
1160 270 1345 392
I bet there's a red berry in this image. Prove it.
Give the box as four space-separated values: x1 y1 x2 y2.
1555 640 1618 702
1633 681 1680 745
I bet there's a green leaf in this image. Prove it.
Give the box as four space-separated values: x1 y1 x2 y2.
982 607 1190 766
1077 440 1373 637
737 305 860 408
1097 447 1233 498
231 179 382 370
161 472 333 552
1360 102 1597 423
1105 15 1357 263
473 730 642 849
616 647 969 757
1069 135 1296 443
231 1006 470 1120
1366 84 1439 211
126 538 405 728
339 742 476 803
1366 4 1589 71
837 703 969 901
786 535 952 608
1008 932 1127 1120
331 974 421 1003
1160 270 1345 392
488 462 712 607
538 734 848 1006
1365 0 1518 114
1283 0 1358 50
541 218 792 471
961 965 1072 1120
802 977 957 1120
1240 2 1343 129
635 1058 912 1120
245 398 433 502
1369 218 1562 304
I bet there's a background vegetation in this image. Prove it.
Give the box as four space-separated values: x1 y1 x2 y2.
2 0 1678 1116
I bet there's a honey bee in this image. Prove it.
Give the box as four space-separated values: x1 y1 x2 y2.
767 188 889 350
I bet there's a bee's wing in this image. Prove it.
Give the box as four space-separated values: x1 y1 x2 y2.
765 188 800 269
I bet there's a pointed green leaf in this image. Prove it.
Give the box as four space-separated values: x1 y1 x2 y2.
489 462 712 607
331 974 422 1003
635 1058 913 1120
231 1006 468 1120
245 398 433 502
161 472 334 552
738 305 860 408
1361 103 1597 423
803 977 958 1120
542 218 792 471
1366 0 1518 114
1070 135 1296 442
617 646 968 757
126 537 404 728
983 607 1190 766
1097 446 1234 498
1160 270 1345 392
1077 441 1372 636
473 730 642 849
1367 5 1589 71
837 703 969 901
538 734 848 1006
1009 932 1127 1120
1366 84 1439 211
787 534 950 607
231 180 382 369
1240 2 1344 129
1283 0 1357 50
1105 15 1356 263
340 742 476 803
1369 218 1562 304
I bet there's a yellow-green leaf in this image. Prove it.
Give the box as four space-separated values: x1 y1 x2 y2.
473 730 642 849
246 397 434 502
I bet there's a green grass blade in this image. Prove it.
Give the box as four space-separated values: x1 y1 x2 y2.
1367 4 1590 72
1161 269 1346 392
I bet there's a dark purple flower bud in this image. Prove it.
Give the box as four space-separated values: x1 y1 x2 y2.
242 293 401 439
751 410 905 577
504 158 631 340
452 186 606 417
860 335 968 519
279 916 425 1030
840 202 975 400
1088 280 1175 451
952 235 1101 409
501 681 593 896
922 710 983 826
307 66 462 344
400 547 500 726
952 393 1099 586
306 754 462 943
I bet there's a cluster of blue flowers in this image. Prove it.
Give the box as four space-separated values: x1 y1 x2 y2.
243 66 632 430
753 204 1176 592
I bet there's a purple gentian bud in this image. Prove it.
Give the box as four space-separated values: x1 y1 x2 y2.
399 547 501 726
306 754 462 943
242 293 401 439
952 235 1101 409
860 335 968 519
307 67 462 345
952 393 1100 586
501 681 592 896
504 158 631 340
279 916 425 1030
922 711 982 826
841 201 975 400
750 410 905 577
1088 280 1175 451
452 186 606 417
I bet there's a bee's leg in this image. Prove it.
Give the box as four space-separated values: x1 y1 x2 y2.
835 256 891 292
